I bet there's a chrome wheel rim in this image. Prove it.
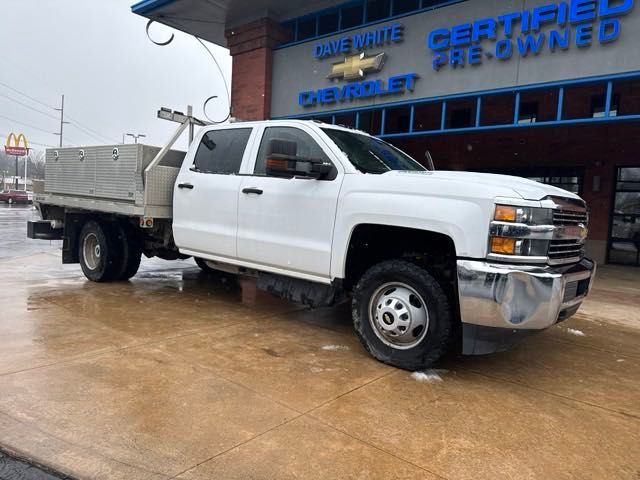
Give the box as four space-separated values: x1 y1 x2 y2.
83 233 101 270
368 282 429 350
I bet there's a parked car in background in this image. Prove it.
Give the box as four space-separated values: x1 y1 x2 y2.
0 190 31 204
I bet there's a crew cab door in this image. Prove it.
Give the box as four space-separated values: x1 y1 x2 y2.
173 126 255 259
237 125 343 281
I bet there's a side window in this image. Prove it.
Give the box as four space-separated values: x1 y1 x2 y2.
192 128 252 174
254 127 331 176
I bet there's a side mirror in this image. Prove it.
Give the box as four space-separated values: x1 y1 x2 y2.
266 138 332 179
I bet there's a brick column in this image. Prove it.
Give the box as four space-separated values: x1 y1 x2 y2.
225 19 288 121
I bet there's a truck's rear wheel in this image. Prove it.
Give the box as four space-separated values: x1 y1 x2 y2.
352 260 453 371
115 222 142 280
79 220 122 282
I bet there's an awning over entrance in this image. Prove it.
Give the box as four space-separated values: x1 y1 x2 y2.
131 0 343 46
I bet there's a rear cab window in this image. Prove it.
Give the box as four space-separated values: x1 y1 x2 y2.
192 128 252 175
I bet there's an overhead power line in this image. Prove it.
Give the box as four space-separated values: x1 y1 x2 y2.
0 92 60 121
0 80 120 145
68 120 118 144
0 80 56 110
0 114 55 136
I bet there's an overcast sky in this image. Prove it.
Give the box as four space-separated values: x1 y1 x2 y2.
0 0 231 151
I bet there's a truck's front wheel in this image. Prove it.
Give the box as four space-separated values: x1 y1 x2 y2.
79 220 122 282
352 260 453 371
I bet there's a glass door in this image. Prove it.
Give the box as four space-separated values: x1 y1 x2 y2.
608 167 640 266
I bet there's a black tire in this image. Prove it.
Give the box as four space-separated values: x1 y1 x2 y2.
78 220 123 282
352 260 454 371
7 198 13 205
115 222 142 280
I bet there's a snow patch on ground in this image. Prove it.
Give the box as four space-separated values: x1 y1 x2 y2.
410 369 448 383
321 344 350 352
567 328 586 337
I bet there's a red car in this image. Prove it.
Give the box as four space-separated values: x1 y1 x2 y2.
0 190 31 204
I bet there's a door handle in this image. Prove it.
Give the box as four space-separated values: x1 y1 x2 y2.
242 187 263 195
178 183 194 190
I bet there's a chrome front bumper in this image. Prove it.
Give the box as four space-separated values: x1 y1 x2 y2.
457 258 596 332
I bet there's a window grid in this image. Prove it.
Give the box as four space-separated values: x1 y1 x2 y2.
279 0 466 47
291 75 640 139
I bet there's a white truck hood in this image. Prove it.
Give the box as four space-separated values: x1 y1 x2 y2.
392 170 582 202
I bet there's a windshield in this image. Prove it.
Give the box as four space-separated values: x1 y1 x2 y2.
322 128 426 174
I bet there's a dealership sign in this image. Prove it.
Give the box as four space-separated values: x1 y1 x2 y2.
299 23 418 107
4 132 28 156
428 0 635 71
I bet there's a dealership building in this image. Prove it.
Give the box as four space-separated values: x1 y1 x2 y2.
133 0 640 266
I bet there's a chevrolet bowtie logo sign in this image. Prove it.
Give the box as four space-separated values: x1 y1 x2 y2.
5 132 28 157
327 52 386 81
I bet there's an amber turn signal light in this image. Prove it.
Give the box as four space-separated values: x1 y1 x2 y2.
494 205 517 222
490 236 516 255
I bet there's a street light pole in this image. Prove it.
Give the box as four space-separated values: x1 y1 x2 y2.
126 133 146 144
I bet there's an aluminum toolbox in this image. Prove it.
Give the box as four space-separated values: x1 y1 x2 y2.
40 144 185 218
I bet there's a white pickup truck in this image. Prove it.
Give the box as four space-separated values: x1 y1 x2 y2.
29 119 595 370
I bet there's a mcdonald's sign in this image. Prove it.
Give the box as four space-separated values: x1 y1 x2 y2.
5 132 28 156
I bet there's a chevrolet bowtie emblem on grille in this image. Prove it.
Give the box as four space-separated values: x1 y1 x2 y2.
327 52 386 81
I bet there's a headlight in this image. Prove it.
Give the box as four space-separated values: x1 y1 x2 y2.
489 237 550 256
493 205 553 225
489 204 554 260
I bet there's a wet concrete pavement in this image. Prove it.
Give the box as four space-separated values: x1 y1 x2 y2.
0 204 639 479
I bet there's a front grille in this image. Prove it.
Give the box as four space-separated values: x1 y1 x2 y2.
553 209 588 226
549 239 584 262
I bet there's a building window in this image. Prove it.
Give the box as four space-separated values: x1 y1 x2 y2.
392 0 420 15
385 107 411 134
340 3 364 29
335 112 357 128
366 0 392 22
312 115 333 124
281 21 296 44
450 108 472 129
297 17 316 40
318 10 339 35
413 103 442 132
479 168 583 195
528 175 581 194
192 129 252 175
592 94 620 118
518 102 539 124
609 167 640 266
358 110 383 135
613 79 640 116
